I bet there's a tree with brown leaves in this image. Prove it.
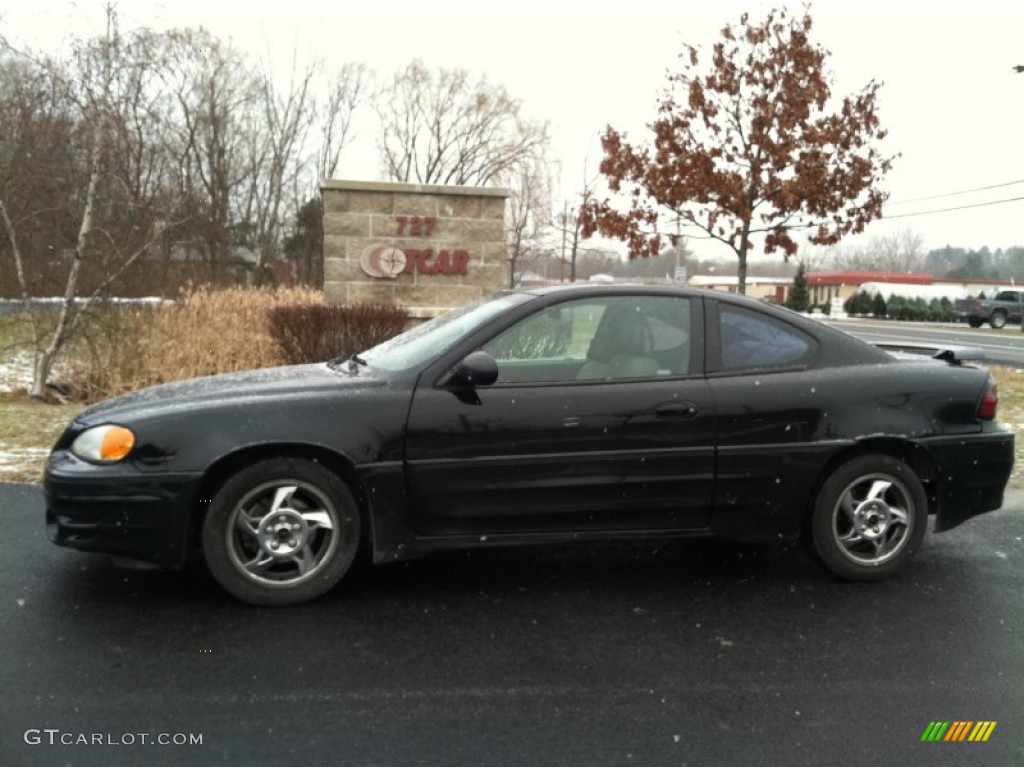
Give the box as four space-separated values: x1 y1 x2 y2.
580 7 894 294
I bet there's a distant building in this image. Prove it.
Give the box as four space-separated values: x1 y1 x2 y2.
806 271 932 306
686 274 793 303
807 271 1010 304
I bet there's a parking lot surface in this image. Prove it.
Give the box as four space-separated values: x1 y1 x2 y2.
2 483 1022 766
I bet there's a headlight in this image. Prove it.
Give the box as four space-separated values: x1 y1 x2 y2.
71 425 136 463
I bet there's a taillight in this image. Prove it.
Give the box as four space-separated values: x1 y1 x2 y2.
978 376 998 420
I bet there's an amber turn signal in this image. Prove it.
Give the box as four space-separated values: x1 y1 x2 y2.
71 425 136 463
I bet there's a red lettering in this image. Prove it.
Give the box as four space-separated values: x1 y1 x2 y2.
394 216 436 237
418 248 437 274
400 247 470 275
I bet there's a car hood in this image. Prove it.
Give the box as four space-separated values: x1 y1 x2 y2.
76 363 386 423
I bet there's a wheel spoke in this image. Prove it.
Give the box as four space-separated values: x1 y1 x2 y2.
235 514 261 538
301 510 334 530
242 551 275 571
864 480 892 502
292 544 314 576
838 529 863 547
888 505 909 526
268 485 298 515
839 492 857 519
873 526 890 556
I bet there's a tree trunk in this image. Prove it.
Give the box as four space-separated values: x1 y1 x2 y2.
736 247 748 296
30 114 104 398
736 214 753 295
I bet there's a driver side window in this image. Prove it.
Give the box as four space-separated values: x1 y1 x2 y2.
481 295 691 384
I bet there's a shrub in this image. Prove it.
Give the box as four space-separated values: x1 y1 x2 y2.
845 290 874 316
267 302 409 366
72 285 323 401
785 262 810 312
871 293 887 318
938 297 955 322
911 297 929 321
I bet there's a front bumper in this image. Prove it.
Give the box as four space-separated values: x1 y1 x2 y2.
44 451 203 568
922 428 1015 532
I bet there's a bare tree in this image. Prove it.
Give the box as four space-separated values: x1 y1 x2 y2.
0 5 182 398
504 152 553 287
319 62 370 180
553 172 599 283
158 28 261 278
376 59 549 186
815 228 926 273
241 55 318 276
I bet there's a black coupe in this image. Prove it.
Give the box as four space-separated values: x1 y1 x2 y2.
45 284 1014 604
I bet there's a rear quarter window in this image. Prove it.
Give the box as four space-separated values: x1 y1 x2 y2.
719 305 818 372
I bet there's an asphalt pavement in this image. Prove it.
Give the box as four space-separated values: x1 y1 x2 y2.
1 482 1022 766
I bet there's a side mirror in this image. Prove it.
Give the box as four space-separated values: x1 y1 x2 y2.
449 351 499 388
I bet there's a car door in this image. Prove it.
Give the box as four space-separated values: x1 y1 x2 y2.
404 292 715 536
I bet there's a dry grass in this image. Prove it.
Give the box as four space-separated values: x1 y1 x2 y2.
73 285 323 401
989 365 1024 486
0 393 84 483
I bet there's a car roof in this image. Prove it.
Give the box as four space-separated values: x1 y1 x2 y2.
517 281 774 311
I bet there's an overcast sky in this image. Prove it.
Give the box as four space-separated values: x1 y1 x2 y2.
2 0 1023 264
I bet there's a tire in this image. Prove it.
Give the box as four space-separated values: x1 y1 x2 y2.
968 318 982 328
808 454 927 581
202 458 361 605
990 311 1007 329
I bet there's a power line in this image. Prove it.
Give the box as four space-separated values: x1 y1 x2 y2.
881 195 1024 219
885 178 1024 206
653 190 1024 240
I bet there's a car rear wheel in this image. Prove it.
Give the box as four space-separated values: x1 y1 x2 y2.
990 311 1007 329
809 454 927 580
202 458 360 605
968 318 983 328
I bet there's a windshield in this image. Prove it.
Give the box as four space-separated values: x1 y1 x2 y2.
361 292 532 372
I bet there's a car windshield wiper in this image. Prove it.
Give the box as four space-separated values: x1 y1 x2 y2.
326 352 368 373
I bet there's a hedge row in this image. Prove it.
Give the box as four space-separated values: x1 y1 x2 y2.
843 291 958 322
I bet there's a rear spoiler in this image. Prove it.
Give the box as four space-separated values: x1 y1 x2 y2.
875 341 985 365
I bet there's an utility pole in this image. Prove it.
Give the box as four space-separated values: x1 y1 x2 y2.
674 214 685 284
559 201 567 283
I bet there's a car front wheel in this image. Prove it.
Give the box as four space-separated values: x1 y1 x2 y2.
990 311 1007 329
809 454 927 580
202 458 361 605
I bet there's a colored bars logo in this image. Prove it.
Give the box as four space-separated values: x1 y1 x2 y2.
921 721 997 742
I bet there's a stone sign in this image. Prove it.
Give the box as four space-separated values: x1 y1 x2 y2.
320 179 509 320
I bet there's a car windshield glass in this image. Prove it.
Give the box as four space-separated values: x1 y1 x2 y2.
361 292 532 372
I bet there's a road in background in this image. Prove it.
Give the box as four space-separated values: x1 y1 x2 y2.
2 483 1022 766
824 319 1024 367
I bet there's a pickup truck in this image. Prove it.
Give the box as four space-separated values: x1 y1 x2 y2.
955 289 1024 328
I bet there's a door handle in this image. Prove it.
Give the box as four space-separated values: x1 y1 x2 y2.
655 403 698 419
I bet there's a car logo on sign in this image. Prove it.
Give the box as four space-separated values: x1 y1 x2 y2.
359 244 407 279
